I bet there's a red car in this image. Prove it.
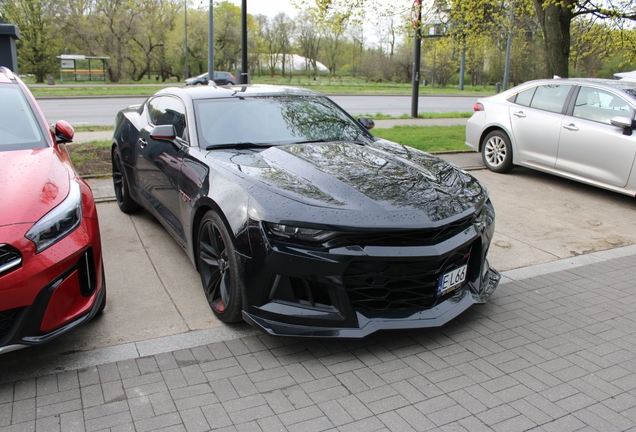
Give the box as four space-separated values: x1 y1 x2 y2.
0 67 105 354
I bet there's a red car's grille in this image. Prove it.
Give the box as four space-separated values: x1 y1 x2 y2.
0 308 22 339
342 245 472 312
0 244 22 276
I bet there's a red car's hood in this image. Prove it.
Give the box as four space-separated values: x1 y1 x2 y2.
0 148 71 227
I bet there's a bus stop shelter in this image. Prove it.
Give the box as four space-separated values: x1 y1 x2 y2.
57 54 109 82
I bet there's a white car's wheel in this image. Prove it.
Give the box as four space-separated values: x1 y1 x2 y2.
482 130 513 173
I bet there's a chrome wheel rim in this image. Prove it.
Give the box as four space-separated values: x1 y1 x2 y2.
484 136 507 167
199 221 231 313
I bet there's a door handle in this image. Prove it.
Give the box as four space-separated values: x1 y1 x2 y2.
563 124 579 131
513 111 526 118
138 138 148 148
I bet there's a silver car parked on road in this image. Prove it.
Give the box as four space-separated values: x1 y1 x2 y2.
466 78 636 196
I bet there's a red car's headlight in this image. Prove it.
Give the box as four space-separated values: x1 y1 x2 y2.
25 180 82 254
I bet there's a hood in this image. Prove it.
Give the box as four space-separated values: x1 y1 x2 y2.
208 140 487 225
0 148 71 227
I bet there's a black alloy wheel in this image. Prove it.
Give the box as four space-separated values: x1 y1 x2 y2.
112 149 139 213
197 211 243 323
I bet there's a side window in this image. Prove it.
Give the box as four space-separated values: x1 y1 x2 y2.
146 97 164 125
147 96 188 140
572 87 635 125
514 88 536 107
529 85 572 113
159 97 187 140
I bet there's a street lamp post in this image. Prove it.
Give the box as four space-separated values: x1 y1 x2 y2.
184 0 189 79
208 0 214 79
411 0 422 119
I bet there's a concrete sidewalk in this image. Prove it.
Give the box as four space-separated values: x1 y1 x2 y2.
1 247 636 431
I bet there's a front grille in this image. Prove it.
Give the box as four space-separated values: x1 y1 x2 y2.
0 244 22 275
0 308 22 339
343 245 472 311
328 216 474 248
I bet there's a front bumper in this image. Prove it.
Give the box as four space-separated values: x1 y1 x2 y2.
240 211 499 338
0 216 104 353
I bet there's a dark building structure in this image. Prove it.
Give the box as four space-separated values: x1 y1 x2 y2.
0 24 19 73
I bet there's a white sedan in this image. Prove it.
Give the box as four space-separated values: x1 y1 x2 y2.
466 78 636 196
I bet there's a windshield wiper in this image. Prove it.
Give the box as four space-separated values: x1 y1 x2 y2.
293 137 368 146
205 142 271 150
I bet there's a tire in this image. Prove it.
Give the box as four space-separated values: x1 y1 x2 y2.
481 130 514 173
112 147 140 213
197 210 243 323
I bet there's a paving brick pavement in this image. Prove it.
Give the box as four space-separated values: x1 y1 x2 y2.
2 252 636 431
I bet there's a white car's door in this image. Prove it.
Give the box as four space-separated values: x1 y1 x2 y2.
556 86 636 188
508 84 573 168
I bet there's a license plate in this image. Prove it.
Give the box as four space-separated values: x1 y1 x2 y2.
437 264 468 296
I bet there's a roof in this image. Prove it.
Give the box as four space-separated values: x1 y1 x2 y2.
157 84 324 101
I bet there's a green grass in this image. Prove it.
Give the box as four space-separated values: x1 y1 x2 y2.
67 139 112 177
65 126 467 177
363 111 472 120
73 125 114 132
27 75 495 98
372 125 468 153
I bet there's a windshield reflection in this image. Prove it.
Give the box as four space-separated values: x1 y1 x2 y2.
195 96 366 148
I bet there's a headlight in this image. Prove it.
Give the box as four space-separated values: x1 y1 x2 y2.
475 200 495 239
26 181 82 254
265 223 339 243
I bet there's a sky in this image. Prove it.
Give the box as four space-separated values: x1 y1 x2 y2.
227 0 299 18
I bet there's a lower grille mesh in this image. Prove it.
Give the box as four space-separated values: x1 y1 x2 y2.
0 308 22 340
343 245 472 311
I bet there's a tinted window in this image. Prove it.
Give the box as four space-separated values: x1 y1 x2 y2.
515 88 536 107
529 85 572 113
195 96 367 148
572 87 635 125
147 96 187 139
0 86 45 150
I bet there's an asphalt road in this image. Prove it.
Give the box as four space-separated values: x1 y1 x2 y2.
36 95 479 126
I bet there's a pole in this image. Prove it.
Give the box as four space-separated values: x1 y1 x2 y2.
459 39 466 90
208 0 214 80
241 0 248 84
410 0 422 119
184 0 189 79
503 8 513 91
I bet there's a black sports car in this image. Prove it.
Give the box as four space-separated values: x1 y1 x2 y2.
111 85 500 338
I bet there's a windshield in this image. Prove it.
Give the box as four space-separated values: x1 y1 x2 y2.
0 85 46 151
194 96 368 148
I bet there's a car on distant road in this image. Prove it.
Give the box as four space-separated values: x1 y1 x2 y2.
0 66 106 354
466 78 636 196
111 84 499 338
185 71 236 86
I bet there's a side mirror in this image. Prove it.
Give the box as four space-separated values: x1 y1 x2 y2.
54 120 74 144
358 116 375 130
150 124 177 141
610 116 635 136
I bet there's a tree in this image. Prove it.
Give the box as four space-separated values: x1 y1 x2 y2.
296 10 323 76
305 0 636 78
0 0 62 81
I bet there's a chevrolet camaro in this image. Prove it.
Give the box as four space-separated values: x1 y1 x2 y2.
111 84 499 337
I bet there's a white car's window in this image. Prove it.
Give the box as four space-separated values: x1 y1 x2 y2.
515 88 536 107
572 87 635 125
0 86 44 150
529 85 573 113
